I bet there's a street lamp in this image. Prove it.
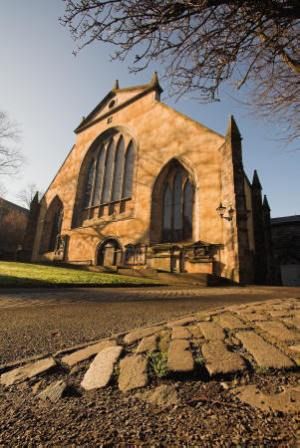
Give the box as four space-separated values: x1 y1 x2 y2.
216 202 234 221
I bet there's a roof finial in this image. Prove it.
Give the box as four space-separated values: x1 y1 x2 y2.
113 79 119 90
252 169 262 190
263 194 270 211
226 115 241 140
150 71 159 86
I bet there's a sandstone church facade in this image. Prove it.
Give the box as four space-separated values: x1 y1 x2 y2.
27 74 272 284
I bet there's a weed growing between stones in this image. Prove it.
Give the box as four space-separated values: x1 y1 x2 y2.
254 366 271 375
112 363 121 383
148 351 169 379
194 355 205 367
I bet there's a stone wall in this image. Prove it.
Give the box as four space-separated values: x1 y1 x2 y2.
0 198 29 260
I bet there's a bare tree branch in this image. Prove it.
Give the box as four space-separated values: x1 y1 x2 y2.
0 111 24 176
17 183 41 209
61 0 300 142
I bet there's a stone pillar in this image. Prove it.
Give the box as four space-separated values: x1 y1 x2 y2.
221 116 252 283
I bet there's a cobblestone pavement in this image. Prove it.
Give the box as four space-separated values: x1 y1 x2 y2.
1 293 300 446
1 297 299 400
0 286 299 364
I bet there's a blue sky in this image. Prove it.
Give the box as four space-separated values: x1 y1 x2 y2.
0 0 299 217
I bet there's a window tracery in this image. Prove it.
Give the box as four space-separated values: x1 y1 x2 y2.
162 162 194 242
78 129 136 224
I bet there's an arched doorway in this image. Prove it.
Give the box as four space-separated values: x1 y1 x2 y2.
97 238 122 267
150 159 194 244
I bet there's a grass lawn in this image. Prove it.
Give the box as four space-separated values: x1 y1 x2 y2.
0 261 158 287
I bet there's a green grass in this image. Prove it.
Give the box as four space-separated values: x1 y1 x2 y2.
0 261 159 287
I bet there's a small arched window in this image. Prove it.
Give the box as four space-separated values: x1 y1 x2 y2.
76 128 136 224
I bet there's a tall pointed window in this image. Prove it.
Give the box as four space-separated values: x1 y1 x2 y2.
40 196 64 253
160 161 194 243
75 128 136 225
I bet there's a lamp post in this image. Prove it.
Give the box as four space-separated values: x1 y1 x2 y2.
216 202 234 221
216 202 235 251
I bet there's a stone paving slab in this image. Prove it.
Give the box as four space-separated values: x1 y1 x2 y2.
198 322 225 340
81 346 123 391
118 355 148 392
256 321 300 343
1 357 56 386
186 325 203 339
124 326 164 345
166 316 196 327
283 317 300 330
167 340 194 372
236 331 295 369
201 341 246 376
38 380 67 403
239 313 269 322
62 339 117 367
216 313 249 330
171 326 191 340
289 344 300 354
269 310 292 318
136 335 158 354
232 384 300 413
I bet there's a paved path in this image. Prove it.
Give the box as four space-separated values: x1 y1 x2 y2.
2 297 300 392
0 286 299 364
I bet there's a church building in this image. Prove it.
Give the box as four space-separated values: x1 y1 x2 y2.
28 74 272 284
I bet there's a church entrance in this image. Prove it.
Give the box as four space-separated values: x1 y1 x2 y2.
97 239 122 267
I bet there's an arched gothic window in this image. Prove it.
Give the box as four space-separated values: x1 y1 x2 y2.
49 208 64 251
40 196 64 253
77 129 136 224
161 161 194 243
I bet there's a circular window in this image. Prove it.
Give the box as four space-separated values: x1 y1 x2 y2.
108 99 117 109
